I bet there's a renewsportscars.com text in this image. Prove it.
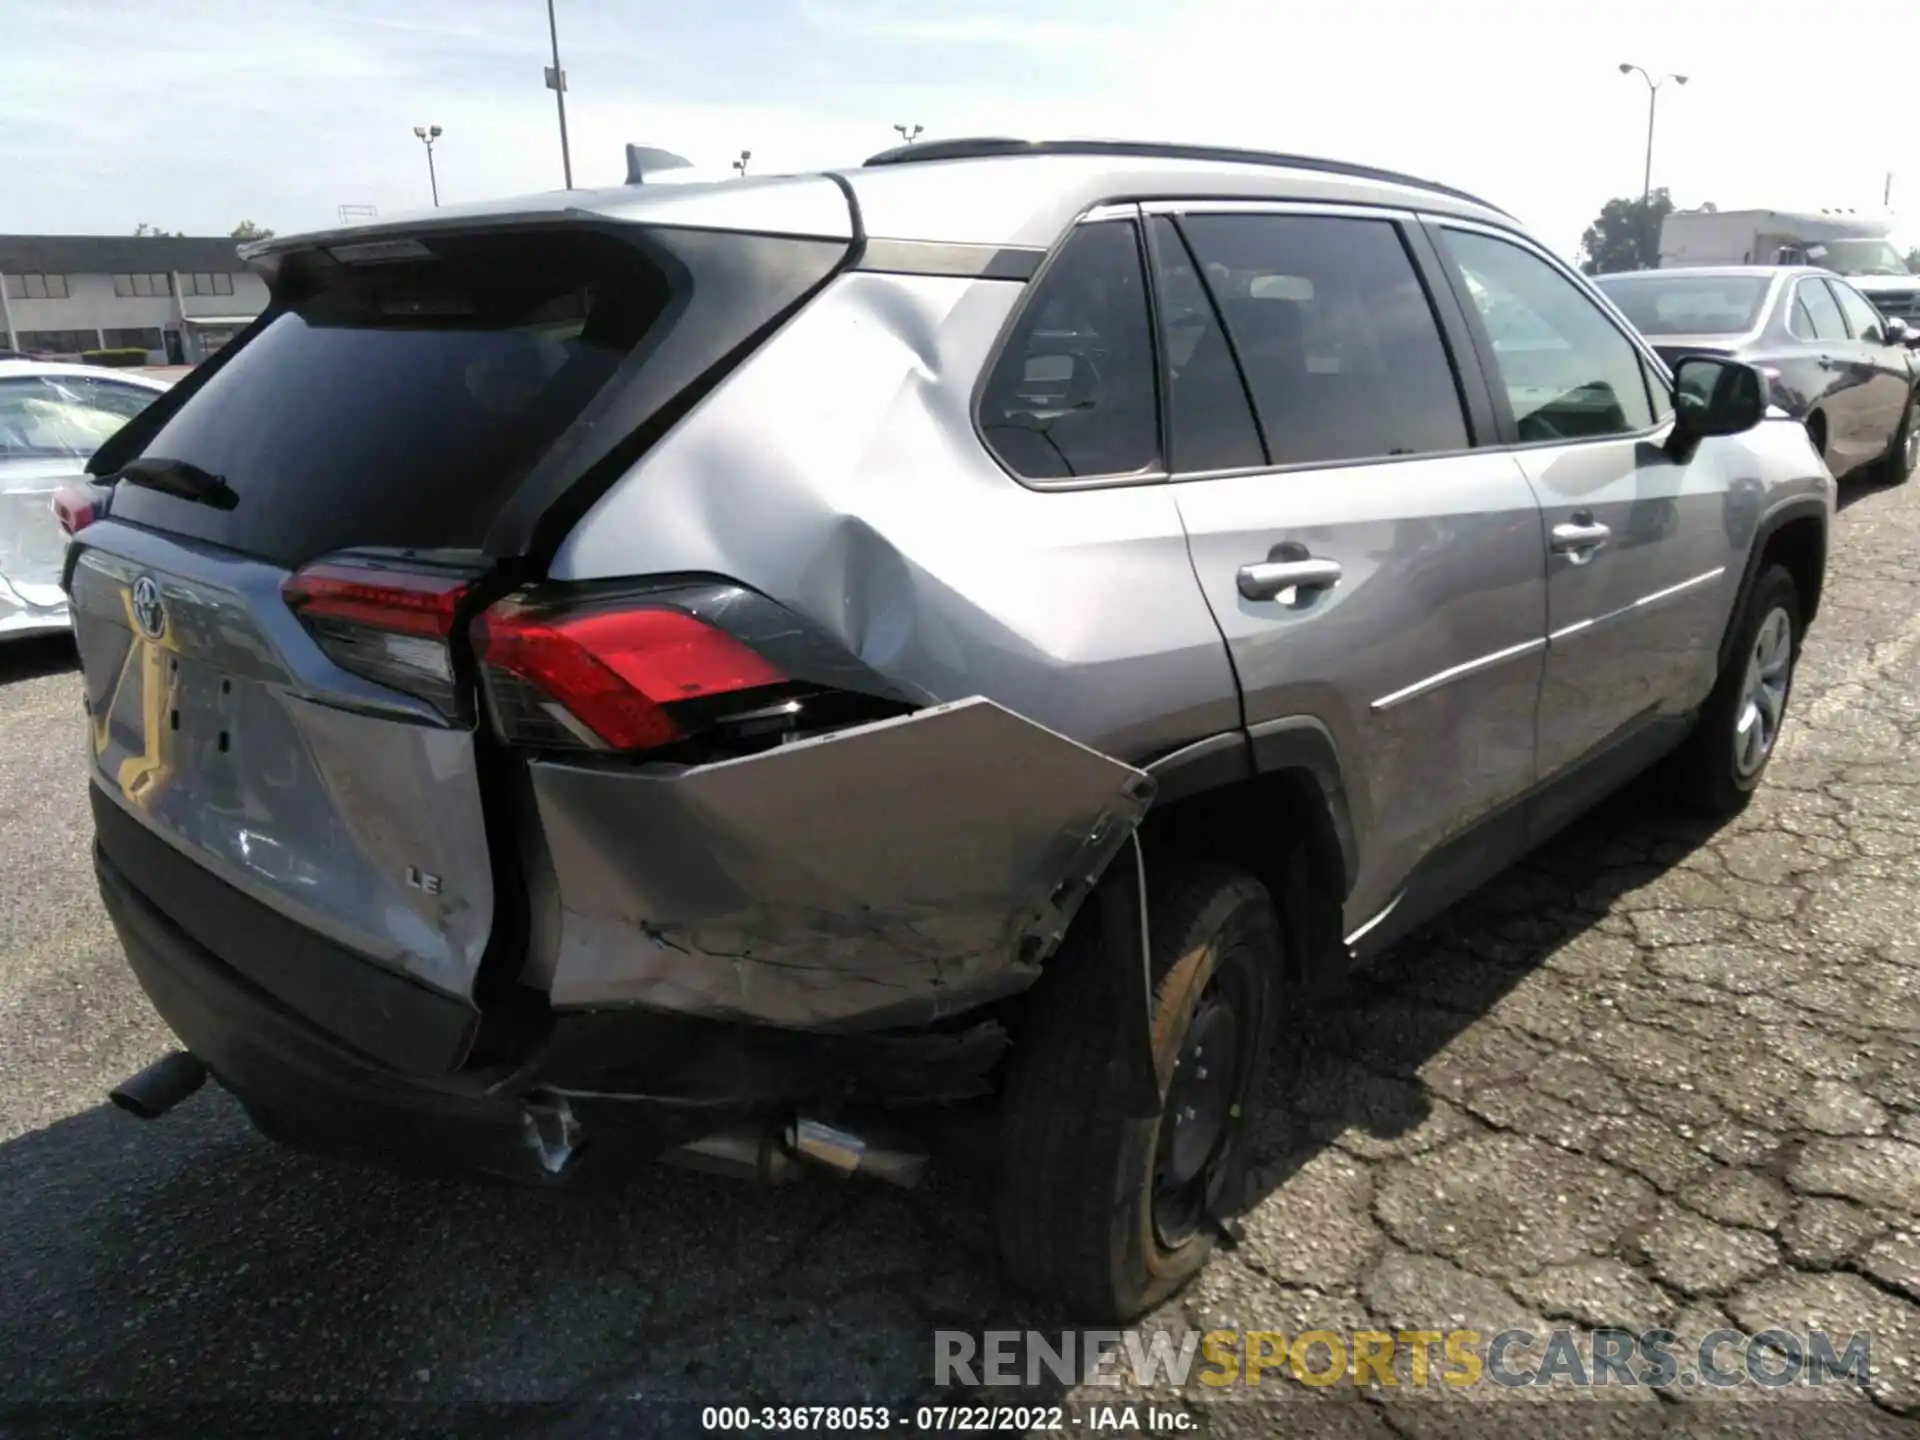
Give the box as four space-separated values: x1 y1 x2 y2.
935 1326 1873 1391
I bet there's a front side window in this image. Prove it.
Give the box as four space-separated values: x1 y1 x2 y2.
1830 282 1886 344
1441 229 1655 442
1178 213 1468 466
978 221 1160 481
1796 279 1847 341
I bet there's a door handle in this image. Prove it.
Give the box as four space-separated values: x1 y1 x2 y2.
1550 520 1611 556
1236 557 1344 601
1818 354 1837 370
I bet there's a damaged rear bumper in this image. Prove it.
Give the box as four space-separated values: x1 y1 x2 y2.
94 694 1157 1180
97 840 1017 1183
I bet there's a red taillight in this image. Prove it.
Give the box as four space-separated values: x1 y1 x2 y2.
51 484 106 536
282 563 468 637
283 559 474 715
476 600 786 752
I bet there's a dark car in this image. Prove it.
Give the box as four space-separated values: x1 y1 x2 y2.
1596 266 1917 484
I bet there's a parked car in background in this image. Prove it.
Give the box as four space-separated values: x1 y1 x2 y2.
0 360 169 637
1803 237 1920 325
1595 266 1918 484
68 138 1830 1321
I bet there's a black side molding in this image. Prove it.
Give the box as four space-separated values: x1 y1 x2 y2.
1144 730 1252 806
1248 715 1360 900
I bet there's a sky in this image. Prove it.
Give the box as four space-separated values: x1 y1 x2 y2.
2 0 1914 262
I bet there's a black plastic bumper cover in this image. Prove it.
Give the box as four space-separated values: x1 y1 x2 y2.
95 840 563 1182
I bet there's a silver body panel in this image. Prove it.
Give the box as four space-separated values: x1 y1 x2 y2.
1523 429 1761 779
553 271 1244 763
1 457 78 636
68 525 495 998
1172 451 1547 929
73 147 1836 1059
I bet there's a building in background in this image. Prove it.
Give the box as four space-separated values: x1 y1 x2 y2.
0 235 269 364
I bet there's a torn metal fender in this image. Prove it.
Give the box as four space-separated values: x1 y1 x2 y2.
527 696 1156 1029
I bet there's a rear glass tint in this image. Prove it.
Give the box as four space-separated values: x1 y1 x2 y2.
106 230 672 568
1595 275 1771 335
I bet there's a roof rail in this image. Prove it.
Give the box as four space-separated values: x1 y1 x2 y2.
860 138 1512 218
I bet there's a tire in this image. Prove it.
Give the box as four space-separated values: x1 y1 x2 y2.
1877 392 1917 486
1670 564 1802 815
994 859 1284 1321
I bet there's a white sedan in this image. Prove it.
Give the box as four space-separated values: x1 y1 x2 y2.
1 360 171 638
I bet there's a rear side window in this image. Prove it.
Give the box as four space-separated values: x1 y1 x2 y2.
1178 214 1469 467
1795 279 1847 341
979 221 1160 481
1149 217 1264 474
106 230 674 567
1441 228 1656 441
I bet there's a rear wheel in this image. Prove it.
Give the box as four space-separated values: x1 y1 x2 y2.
1670 564 1802 815
995 860 1283 1321
1877 392 1917 486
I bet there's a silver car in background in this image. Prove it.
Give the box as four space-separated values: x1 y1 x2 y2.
0 360 168 637
67 139 1832 1320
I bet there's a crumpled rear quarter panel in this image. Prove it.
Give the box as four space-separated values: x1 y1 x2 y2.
528 698 1153 1027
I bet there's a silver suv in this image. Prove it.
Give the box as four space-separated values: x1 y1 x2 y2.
66 139 1832 1321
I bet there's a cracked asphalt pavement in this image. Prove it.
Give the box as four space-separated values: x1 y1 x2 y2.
4 470 1920 1436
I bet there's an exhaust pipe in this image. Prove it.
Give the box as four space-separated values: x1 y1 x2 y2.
662 1117 929 1189
787 1117 927 1189
109 1050 207 1120
664 1126 805 1185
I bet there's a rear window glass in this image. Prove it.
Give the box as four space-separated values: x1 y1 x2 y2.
107 231 671 567
0 375 160 459
1595 275 1771 335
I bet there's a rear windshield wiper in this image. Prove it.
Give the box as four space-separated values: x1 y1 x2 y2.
113 457 239 511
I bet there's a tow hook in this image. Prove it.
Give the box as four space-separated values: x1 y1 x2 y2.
109 1050 208 1119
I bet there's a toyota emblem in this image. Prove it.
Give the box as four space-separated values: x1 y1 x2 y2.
131 576 166 640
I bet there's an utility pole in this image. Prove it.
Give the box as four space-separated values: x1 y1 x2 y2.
893 123 923 146
413 125 443 206
545 0 574 188
1618 64 1687 201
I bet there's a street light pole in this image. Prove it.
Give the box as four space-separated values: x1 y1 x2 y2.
732 150 751 178
1618 63 1688 201
893 123 923 146
545 0 574 189
413 124 443 206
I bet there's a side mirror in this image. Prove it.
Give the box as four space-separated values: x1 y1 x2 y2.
1669 355 1767 450
1885 316 1915 348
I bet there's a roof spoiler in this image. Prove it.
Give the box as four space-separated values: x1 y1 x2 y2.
625 145 695 185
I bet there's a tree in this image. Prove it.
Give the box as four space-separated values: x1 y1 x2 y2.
1908 247 1920 275
132 223 185 237
230 220 275 240
1578 189 1674 275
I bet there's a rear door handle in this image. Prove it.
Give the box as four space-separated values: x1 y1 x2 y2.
1550 520 1612 556
1236 557 1344 600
